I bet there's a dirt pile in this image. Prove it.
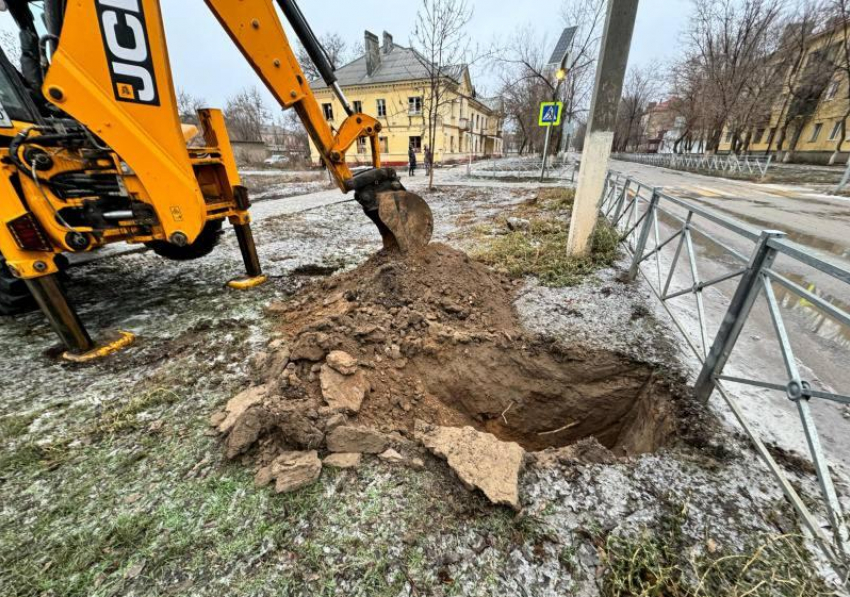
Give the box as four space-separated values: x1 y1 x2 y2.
213 243 682 506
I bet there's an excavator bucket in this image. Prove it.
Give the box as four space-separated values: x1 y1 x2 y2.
375 190 434 253
352 169 433 254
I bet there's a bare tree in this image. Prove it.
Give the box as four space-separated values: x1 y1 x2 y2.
559 0 607 130
495 0 606 157
757 2 831 159
614 64 661 152
176 89 207 125
224 87 270 143
411 0 475 190
684 0 785 153
296 33 353 82
825 0 850 162
668 58 710 153
497 26 556 155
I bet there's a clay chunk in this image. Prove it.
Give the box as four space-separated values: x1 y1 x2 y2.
415 421 525 510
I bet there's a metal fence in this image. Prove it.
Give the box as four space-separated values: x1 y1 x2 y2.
469 155 577 181
613 152 773 179
600 171 850 579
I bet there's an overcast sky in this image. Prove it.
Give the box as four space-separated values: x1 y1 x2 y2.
1 0 694 111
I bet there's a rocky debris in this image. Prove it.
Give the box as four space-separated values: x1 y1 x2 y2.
326 350 358 375
226 405 272 459
255 451 322 494
529 438 616 468
378 448 405 464
215 385 268 433
275 408 325 449
290 332 328 362
319 364 369 413
325 413 347 431
326 425 389 454
506 217 531 231
415 421 525 510
323 452 362 469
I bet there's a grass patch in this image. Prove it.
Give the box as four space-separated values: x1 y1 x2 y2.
600 499 835 596
86 388 180 437
0 410 40 441
469 186 619 287
474 216 620 287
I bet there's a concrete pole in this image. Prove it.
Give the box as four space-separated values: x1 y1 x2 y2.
566 0 640 256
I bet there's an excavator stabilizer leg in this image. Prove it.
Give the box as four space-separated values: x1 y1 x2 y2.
228 187 268 290
25 275 136 361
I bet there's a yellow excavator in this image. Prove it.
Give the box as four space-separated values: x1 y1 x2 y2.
0 0 433 361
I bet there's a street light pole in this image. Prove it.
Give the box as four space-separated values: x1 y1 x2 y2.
566 0 639 256
539 55 569 183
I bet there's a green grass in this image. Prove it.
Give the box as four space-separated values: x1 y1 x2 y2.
474 216 620 287
599 498 835 597
468 186 620 287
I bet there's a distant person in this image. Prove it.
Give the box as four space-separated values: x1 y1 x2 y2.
408 146 417 177
424 145 433 175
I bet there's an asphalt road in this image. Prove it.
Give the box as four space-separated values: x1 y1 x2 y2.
611 160 850 263
610 158 850 475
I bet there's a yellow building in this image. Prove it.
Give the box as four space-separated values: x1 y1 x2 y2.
308 31 504 167
718 23 850 164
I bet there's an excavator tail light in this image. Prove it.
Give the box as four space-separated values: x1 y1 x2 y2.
8 214 52 252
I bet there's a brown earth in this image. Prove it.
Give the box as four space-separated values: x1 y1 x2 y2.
215 243 684 477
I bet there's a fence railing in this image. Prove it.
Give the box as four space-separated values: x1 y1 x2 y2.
613 152 773 179
601 171 850 580
469 155 577 181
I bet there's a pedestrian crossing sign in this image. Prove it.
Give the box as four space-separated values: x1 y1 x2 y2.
539 102 563 127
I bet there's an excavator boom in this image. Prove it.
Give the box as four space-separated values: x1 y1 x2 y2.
204 0 433 252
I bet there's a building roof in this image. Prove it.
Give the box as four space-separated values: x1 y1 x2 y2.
311 42 464 89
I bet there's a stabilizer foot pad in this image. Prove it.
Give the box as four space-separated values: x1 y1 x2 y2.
228 275 269 290
62 331 136 363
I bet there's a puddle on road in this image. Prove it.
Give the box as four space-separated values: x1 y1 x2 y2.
650 208 850 351
771 273 850 351
706 204 850 263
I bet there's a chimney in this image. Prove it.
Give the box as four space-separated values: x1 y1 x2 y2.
382 31 394 54
365 31 380 76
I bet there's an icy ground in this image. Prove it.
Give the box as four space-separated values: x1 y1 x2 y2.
0 168 846 596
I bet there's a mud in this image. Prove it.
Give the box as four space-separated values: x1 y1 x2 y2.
218 242 685 473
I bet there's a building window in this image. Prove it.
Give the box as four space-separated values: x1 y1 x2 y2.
450 136 455 153
754 128 766 144
810 123 823 142
353 100 363 114
356 137 367 154
409 136 422 151
825 79 840 100
409 96 423 115
376 99 386 117
830 121 843 141
379 136 389 153
322 103 334 121
725 131 733 143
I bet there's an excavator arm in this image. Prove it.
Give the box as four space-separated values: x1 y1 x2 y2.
204 0 433 252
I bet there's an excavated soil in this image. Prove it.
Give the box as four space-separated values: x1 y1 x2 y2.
223 243 684 466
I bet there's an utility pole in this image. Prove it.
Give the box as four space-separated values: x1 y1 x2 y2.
566 0 639 256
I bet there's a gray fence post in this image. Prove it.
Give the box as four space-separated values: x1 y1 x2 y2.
694 230 786 402
612 178 631 223
627 188 661 280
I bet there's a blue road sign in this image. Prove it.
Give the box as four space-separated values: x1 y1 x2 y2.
539 102 563 127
